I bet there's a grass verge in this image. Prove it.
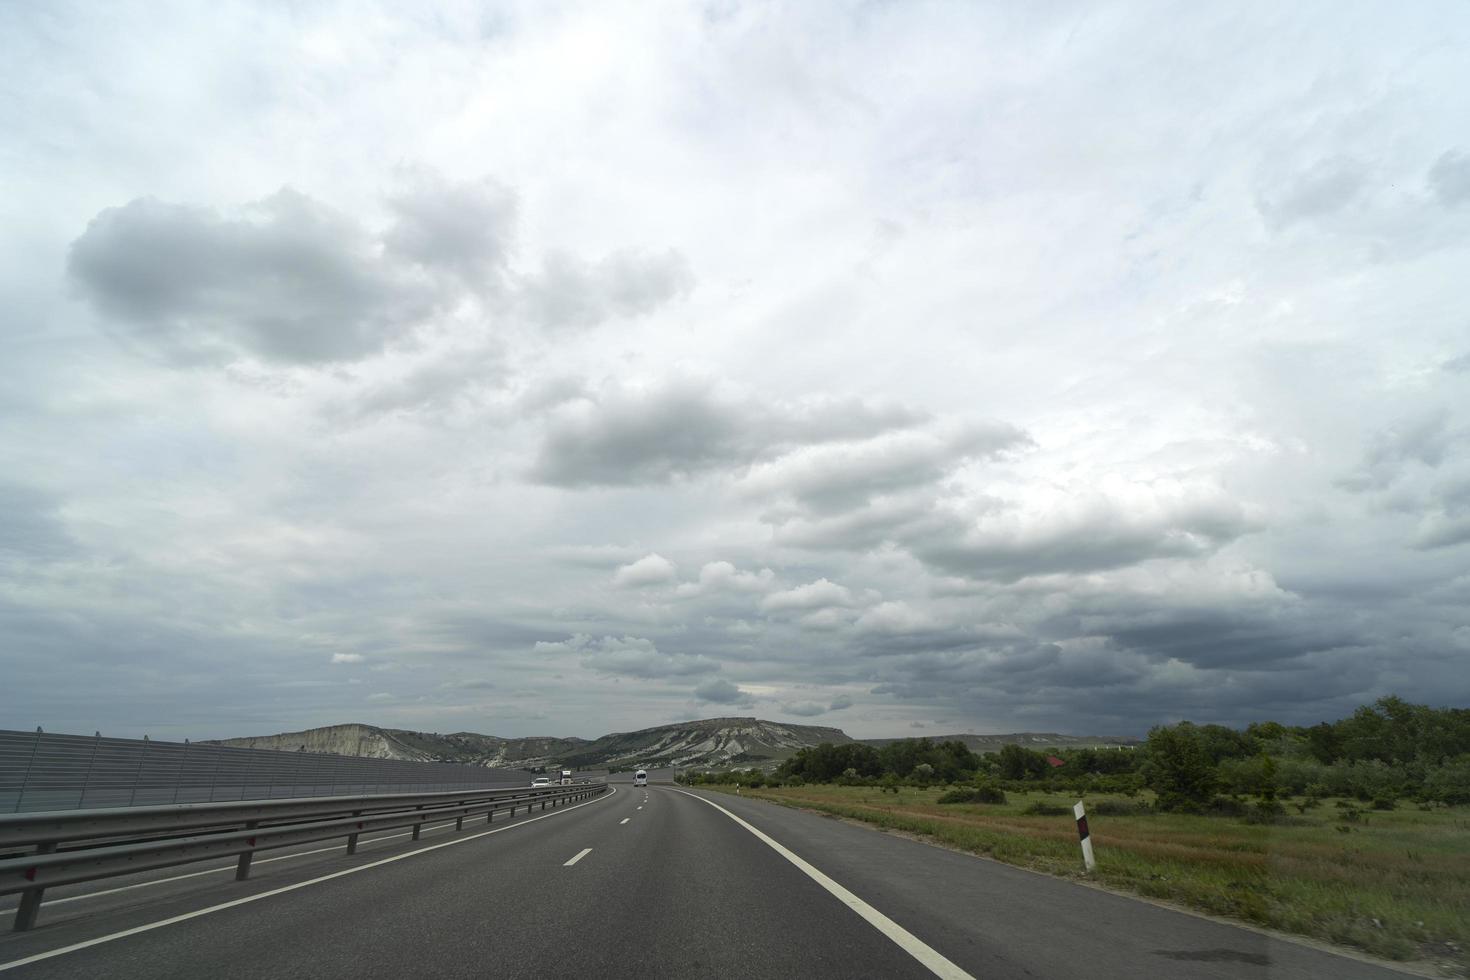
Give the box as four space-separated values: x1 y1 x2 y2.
710 785 1470 976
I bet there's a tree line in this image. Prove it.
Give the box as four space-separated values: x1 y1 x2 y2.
676 696 1470 813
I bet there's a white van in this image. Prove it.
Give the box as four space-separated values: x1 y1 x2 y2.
633 769 647 787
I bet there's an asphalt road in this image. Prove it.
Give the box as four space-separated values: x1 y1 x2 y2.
0 784 1416 979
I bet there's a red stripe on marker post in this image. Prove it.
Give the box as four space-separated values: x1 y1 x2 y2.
1073 801 1096 872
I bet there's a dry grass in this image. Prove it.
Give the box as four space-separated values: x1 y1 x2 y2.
714 785 1470 976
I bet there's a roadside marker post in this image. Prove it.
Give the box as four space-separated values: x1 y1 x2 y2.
1073 801 1096 872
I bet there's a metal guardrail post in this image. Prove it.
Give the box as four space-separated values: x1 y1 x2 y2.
235 821 259 880
14 841 55 931
411 806 423 840
346 812 362 855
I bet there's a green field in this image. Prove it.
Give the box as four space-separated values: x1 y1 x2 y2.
714 784 1470 976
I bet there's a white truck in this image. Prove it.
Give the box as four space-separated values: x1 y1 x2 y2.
559 769 573 785
633 769 648 787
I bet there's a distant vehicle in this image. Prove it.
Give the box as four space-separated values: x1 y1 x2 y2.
530 776 552 788
559 769 573 785
634 769 647 787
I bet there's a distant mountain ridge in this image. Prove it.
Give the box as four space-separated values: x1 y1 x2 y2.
207 719 1137 770
563 717 852 769
204 724 590 769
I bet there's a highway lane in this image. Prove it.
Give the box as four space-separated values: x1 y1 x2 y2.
0 783 1419 979
673 787 1416 980
0 790 594 924
0 788 619 973
0 782 935 979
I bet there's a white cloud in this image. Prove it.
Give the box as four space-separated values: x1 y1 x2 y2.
675 561 775 597
612 553 679 588
760 578 859 614
536 634 719 679
330 653 365 664
855 601 938 635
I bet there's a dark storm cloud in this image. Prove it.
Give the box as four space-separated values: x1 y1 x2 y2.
520 248 693 330
1100 611 1356 669
528 381 929 487
0 483 75 559
69 190 442 365
1428 150 1470 207
855 627 1390 732
693 677 753 705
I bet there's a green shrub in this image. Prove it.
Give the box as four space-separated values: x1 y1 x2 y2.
1371 795 1396 811
1143 723 1218 812
1206 796 1249 817
1424 756 1470 805
938 784 1008 805
1022 801 1070 816
1090 799 1153 817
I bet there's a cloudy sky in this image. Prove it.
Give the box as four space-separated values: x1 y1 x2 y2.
3 2 1469 741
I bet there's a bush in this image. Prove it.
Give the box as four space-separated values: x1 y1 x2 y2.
1205 796 1249 817
972 782 1007 804
937 784 1007 805
1022 801 1071 816
1090 799 1153 817
1143 723 1219 812
1371 795 1396 811
785 775 804 788
1424 756 1470 805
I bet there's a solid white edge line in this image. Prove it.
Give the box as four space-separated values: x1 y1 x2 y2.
563 848 592 867
619 818 629 825
671 788 974 980
0 787 616 974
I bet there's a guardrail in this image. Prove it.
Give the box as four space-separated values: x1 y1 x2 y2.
0 780 607 931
